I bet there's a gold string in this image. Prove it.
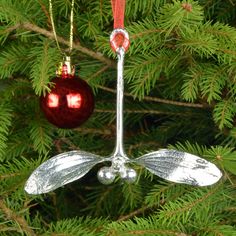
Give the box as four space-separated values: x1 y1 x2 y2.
48 0 75 55
69 0 75 54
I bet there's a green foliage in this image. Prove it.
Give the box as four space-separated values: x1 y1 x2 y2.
0 155 46 195
126 49 181 99
199 64 226 103
77 12 103 40
0 0 45 24
213 99 236 130
29 118 53 155
127 19 163 54
178 28 219 58
144 181 188 207
29 39 61 96
45 217 97 236
0 105 12 161
0 0 236 235
125 0 164 20
182 63 227 103
0 43 31 79
158 0 204 37
181 64 202 102
205 145 236 175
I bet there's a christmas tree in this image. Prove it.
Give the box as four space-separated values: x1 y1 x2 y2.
1 0 236 235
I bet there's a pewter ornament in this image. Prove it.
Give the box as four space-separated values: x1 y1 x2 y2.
135 149 222 186
25 151 104 194
24 30 222 195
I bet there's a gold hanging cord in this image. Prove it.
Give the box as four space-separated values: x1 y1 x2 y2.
49 0 75 55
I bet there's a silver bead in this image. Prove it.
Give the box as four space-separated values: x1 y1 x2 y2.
120 168 137 183
97 167 116 185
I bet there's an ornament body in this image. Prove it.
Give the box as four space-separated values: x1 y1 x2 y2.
40 75 94 129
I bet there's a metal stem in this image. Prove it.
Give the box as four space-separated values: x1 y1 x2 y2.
113 48 127 158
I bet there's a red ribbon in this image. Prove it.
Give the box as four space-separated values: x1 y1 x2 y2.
111 0 125 29
110 0 129 52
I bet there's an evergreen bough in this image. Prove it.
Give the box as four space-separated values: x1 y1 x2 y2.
0 0 236 235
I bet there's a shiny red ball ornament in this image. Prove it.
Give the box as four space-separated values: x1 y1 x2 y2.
40 63 94 129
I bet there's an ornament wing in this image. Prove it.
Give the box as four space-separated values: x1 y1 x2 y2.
25 151 104 194
134 149 222 186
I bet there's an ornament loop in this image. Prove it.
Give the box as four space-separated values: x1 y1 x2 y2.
57 56 75 78
110 28 130 52
62 56 73 77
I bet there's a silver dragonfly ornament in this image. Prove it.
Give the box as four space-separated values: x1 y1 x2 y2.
25 29 222 195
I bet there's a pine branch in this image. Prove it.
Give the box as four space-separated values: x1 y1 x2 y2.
87 65 110 82
158 185 222 226
0 173 20 180
97 85 206 108
74 127 112 136
37 0 51 27
128 141 158 156
95 108 187 116
19 22 116 67
157 0 203 37
29 39 60 96
126 229 190 236
0 43 31 79
0 1 236 234
106 217 192 236
0 226 21 234
181 64 203 102
0 106 13 161
117 205 150 222
213 99 236 130
1 23 21 34
126 50 175 99
0 156 45 196
0 199 36 236
142 95 206 108
29 118 53 155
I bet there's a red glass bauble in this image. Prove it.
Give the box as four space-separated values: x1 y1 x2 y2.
40 75 94 129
